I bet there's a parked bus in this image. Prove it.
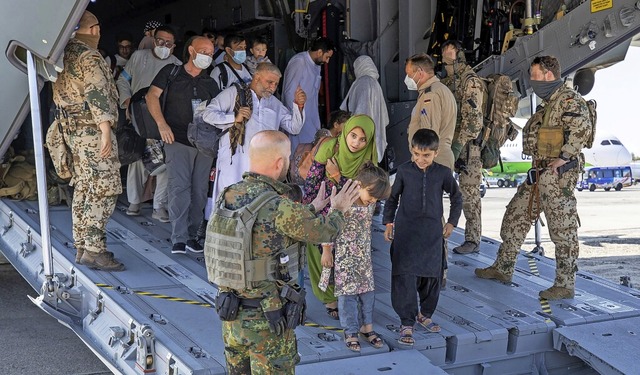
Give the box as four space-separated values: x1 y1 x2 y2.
577 166 633 191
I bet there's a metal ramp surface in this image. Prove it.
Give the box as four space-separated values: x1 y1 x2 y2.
1 196 640 374
553 316 640 375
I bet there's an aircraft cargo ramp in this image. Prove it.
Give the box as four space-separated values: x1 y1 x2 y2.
1 198 639 374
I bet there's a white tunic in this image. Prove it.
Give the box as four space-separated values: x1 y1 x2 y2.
202 86 304 206
282 51 322 152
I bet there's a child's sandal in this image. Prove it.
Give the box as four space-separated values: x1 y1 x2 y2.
417 315 441 333
398 325 414 346
360 330 384 349
345 332 361 352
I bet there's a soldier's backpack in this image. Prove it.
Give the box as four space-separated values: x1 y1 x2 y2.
204 189 302 290
464 73 520 170
0 154 37 201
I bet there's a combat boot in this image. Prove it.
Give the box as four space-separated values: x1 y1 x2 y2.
539 286 574 300
80 251 125 271
474 266 512 283
453 241 479 254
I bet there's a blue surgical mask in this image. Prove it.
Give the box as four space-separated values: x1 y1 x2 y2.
232 50 247 64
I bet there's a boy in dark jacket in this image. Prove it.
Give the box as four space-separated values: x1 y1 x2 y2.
383 128 462 345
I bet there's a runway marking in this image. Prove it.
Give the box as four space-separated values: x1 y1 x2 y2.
95 283 344 331
526 257 553 322
95 283 213 308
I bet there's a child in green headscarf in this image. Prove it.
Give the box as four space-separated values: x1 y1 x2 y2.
302 114 378 319
314 114 378 181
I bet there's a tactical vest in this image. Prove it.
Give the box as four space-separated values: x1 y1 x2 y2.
523 86 591 160
204 189 303 290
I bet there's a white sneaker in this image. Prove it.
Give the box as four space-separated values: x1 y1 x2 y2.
126 203 140 216
152 208 169 223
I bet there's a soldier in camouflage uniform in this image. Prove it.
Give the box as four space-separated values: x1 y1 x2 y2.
475 56 591 300
216 131 360 374
52 11 124 271
440 41 485 254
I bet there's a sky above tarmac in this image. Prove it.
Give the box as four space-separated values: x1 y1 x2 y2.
585 46 640 158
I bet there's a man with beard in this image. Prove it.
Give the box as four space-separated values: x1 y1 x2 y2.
475 55 591 300
207 130 360 374
203 62 306 210
116 25 181 222
282 37 335 152
146 36 218 254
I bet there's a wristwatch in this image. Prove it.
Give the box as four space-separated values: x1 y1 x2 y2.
559 153 571 161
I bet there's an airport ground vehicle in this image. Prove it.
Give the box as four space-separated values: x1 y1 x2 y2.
486 173 526 188
577 166 634 191
2 1 640 374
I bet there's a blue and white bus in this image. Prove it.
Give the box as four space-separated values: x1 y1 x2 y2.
577 166 633 191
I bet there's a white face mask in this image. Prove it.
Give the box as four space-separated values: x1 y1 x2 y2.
404 72 419 91
193 53 213 70
154 46 171 60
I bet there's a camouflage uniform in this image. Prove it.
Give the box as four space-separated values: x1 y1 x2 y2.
52 38 122 258
476 85 591 297
442 64 485 246
220 172 345 374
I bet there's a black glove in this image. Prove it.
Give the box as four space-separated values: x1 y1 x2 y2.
455 158 468 175
264 309 286 336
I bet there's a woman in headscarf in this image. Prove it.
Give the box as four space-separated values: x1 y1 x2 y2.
340 55 389 163
302 114 377 319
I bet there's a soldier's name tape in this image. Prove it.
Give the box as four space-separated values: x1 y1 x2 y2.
95 283 343 331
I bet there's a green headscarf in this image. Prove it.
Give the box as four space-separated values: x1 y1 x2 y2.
314 114 378 179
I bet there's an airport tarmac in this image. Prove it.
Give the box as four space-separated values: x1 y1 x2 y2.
1 185 639 375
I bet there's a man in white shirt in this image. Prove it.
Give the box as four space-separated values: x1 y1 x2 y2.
209 34 252 92
203 62 306 211
116 25 182 222
282 37 335 153
105 33 133 80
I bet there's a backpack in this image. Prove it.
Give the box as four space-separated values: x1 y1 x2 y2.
216 61 251 92
0 154 37 201
115 122 146 166
465 73 520 170
187 83 248 159
542 86 597 150
130 64 181 140
205 189 295 290
45 118 73 180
